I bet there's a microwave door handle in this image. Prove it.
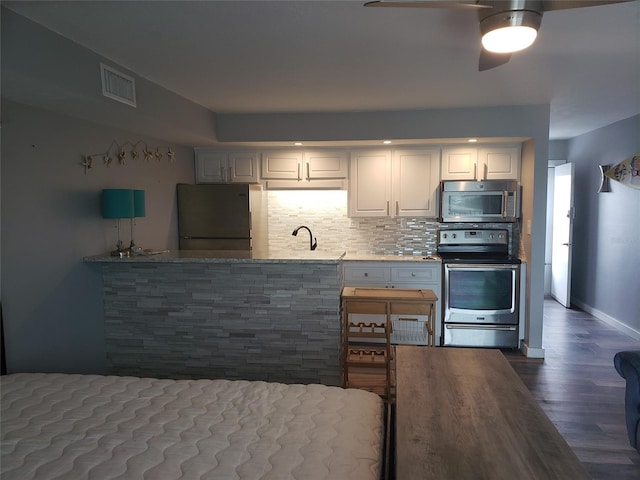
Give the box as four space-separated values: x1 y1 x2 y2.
502 191 508 218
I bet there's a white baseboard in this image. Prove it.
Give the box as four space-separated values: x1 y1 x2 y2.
521 341 545 359
571 298 640 341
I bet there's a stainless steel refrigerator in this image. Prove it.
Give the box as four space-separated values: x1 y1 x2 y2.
177 183 265 250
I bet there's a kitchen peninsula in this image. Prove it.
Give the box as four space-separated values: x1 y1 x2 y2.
85 250 346 385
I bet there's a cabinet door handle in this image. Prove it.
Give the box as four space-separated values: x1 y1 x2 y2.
474 163 477 180
396 201 399 216
386 201 390 215
484 163 488 181
306 162 310 181
228 166 233 181
220 166 225 181
364 272 369 277
297 163 301 181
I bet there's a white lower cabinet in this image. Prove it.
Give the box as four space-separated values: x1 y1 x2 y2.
343 261 442 345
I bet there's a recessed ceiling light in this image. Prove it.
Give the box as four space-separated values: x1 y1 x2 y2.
383 140 392 144
468 138 478 143
294 142 303 146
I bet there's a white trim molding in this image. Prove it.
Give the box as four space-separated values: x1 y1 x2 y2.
572 298 640 341
521 341 545 359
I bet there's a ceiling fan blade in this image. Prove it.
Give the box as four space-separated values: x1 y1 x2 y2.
542 0 632 11
478 48 512 71
364 1 491 10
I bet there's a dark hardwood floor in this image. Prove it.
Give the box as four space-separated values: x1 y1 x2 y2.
505 299 640 480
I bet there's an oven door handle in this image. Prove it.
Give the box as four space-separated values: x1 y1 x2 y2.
445 264 519 270
445 325 517 331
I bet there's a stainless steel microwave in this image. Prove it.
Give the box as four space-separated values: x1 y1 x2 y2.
440 180 520 223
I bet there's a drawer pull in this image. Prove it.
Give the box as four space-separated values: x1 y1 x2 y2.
364 272 368 277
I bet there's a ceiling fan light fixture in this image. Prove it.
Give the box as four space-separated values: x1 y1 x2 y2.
480 10 541 54
482 25 538 53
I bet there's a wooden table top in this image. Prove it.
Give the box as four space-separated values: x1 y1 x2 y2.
395 346 590 480
341 287 438 302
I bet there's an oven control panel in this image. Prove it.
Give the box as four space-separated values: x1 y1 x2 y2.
439 229 508 246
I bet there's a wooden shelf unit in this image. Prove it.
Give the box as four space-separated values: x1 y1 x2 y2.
340 287 437 400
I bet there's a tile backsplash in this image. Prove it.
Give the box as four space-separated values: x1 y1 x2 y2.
266 190 521 257
267 190 439 256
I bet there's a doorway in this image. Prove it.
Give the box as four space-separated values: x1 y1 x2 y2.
546 162 575 307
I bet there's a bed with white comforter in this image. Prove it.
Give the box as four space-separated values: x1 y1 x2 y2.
0 373 384 480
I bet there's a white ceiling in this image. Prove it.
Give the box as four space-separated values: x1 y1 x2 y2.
5 0 640 140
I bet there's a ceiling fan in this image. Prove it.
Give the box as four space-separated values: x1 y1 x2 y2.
364 1 633 71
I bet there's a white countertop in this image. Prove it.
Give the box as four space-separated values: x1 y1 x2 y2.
85 250 443 264
343 253 441 263
84 249 347 264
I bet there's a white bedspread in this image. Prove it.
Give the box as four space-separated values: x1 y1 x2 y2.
1 373 383 480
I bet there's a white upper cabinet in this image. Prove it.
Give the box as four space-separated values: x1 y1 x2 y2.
440 147 478 180
349 148 440 218
478 145 521 180
305 151 348 179
393 148 440 217
349 150 392 217
441 145 520 181
261 151 303 180
262 149 348 189
195 149 258 183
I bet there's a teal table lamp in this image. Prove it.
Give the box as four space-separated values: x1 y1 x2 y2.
102 189 134 256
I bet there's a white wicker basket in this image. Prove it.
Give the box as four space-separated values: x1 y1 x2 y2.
390 317 429 345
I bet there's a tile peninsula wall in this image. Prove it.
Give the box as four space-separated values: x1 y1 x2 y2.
102 261 342 385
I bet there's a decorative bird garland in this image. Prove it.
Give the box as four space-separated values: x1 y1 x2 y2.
81 140 177 174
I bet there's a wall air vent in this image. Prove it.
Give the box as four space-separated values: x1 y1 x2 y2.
100 63 136 108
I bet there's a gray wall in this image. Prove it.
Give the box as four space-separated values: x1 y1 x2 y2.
568 115 640 333
1 8 217 147
1 8 211 373
1 100 195 373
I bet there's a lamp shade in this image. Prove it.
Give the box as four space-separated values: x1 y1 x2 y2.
102 189 134 219
133 190 146 218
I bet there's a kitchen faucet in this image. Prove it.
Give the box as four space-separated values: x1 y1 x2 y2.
292 225 317 251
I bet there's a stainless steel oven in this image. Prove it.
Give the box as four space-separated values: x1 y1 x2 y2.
438 229 520 348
